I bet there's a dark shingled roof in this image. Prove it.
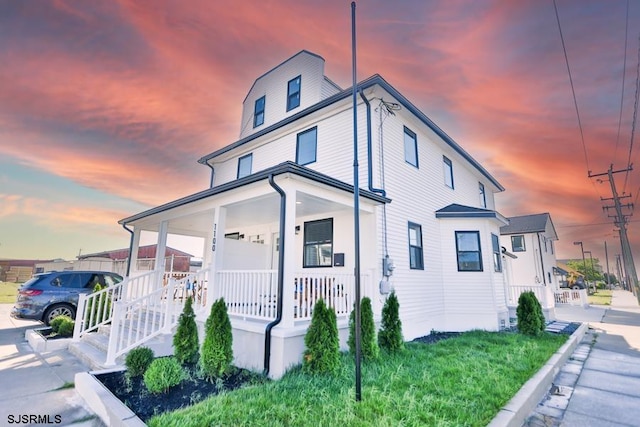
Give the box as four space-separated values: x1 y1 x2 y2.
500 213 557 238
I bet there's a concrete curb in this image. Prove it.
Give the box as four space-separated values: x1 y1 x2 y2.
487 323 589 427
76 369 146 427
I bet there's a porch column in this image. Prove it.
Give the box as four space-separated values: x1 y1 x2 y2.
208 206 227 305
129 228 142 276
279 180 297 328
155 221 169 287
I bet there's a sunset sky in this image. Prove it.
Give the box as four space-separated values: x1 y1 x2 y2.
1 0 640 275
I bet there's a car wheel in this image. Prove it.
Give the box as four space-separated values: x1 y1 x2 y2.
571 285 580 290
44 304 76 326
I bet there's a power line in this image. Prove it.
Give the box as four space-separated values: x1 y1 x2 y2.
623 34 640 194
553 0 591 174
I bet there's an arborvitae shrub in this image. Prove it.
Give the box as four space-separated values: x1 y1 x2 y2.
50 315 73 333
173 297 199 365
85 283 112 325
200 298 233 380
56 317 75 337
378 292 404 353
143 357 185 394
348 297 379 360
303 299 340 374
516 291 546 336
125 346 155 377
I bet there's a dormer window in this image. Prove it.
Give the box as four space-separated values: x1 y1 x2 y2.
254 96 265 127
287 75 301 111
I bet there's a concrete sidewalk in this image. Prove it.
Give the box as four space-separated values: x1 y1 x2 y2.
527 289 640 426
0 304 103 427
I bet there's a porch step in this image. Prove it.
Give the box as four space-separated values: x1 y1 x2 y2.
69 323 177 371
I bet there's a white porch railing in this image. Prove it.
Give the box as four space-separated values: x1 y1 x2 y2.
216 270 278 320
506 285 554 309
554 289 588 306
216 270 371 322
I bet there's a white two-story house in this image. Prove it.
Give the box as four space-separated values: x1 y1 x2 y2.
77 50 514 379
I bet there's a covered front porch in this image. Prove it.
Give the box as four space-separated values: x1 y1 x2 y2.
82 163 388 378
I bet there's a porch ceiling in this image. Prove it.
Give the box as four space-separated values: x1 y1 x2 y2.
160 191 352 236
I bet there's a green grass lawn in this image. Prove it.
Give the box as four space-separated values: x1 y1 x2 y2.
588 289 613 306
149 330 567 427
0 281 20 304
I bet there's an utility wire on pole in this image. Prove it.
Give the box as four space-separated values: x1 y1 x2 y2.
591 165 640 301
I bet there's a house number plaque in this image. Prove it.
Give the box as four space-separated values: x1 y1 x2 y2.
211 223 217 252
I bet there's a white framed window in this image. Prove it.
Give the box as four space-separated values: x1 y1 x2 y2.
404 126 418 167
479 182 486 208
408 222 424 270
296 127 317 165
511 235 525 252
254 96 265 127
237 153 253 179
287 75 301 111
456 231 482 271
303 218 332 267
443 156 454 188
492 233 501 272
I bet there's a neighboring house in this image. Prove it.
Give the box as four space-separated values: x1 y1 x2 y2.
35 245 193 277
500 213 559 320
78 50 513 379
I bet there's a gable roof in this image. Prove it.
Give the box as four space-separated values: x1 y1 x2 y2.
435 204 508 224
199 74 504 192
500 213 558 239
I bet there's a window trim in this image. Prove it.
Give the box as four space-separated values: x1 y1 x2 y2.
253 96 265 128
403 126 419 168
408 222 424 270
303 218 333 268
479 182 486 208
491 233 502 272
511 235 526 252
443 156 454 189
287 75 301 111
296 127 317 166
455 231 483 272
237 153 253 179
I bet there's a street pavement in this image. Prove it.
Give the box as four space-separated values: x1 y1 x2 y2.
0 304 103 427
526 289 640 426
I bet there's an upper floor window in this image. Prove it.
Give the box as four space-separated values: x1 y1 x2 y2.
479 182 486 208
404 127 418 168
287 75 301 111
408 222 424 270
303 218 333 267
456 231 482 271
511 235 525 252
253 96 265 127
491 233 502 272
296 127 317 166
237 153 253 179
443 156 454 188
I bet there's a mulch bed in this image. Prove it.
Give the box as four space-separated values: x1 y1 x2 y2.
95 364 263 422
35 327 70 340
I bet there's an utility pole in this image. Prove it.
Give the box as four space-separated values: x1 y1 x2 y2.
591 165 640 302
605 241 611 290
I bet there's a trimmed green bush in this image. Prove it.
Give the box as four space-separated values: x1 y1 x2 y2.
303 299 340 374
144 357 185 394
200 298 233 380
125 346 155 377
50 315 74 337
516 291 546 336
348 297 379 360
85 283 112 325
378 291 404 353
173 297 199 365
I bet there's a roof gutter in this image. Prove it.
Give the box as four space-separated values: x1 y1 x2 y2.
263 174 285 377
121 223 134 277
